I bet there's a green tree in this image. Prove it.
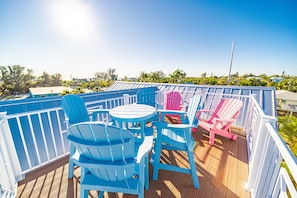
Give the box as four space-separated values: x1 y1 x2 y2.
208 77 218 85
278 116 297 155
138 71 149 82
149 71 164 82
217 76 228 85
71 87 85 94
169 69 186 83
107 68 118 81
0 65 35 95
38 72 51 87
278 115 297 189
34 72 63 87
51 73 62 86
94 72 108 81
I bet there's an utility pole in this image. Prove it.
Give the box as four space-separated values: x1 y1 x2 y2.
228 41 235 81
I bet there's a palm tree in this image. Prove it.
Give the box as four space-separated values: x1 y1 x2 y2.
169 69 186 83
138 71 149 82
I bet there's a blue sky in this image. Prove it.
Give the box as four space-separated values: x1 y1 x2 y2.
0 0 296 79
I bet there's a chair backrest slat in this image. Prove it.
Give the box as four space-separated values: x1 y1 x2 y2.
67 123 136 181
186 95 201 125
137 88 156 107
62 94 90 125
209 98 243 124
165 91 183 110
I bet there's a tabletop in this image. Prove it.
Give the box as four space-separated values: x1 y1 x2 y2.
109 104 156 122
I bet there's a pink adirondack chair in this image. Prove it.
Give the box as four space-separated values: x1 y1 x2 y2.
198 98 243 145
164 91 183 123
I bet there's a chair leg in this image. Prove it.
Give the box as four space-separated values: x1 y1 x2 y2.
209 130 215 145
228 128 238 140
144 154 149 190
152 134 162 180
139 186 145 198
68 160 74 178
80 187 88 198
187 149 200 188
68 143 75 178
98 191 104 198
232 134 237 140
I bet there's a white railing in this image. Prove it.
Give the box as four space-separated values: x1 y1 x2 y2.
0 93 130 197
0 112 23 198
245 97 297 197
191 92 297 197
0 91 296 197
12 95 128 173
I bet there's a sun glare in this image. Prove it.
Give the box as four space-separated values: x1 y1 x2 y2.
48 0 98 44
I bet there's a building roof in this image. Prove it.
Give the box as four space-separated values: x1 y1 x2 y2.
276 90 297 101
29 86 73 95
270 77 284 83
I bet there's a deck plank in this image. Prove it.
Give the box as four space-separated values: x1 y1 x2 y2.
17 127 250 198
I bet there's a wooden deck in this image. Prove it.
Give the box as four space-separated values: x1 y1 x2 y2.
17 126 251 198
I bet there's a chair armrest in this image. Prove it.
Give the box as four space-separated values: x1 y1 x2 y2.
167 123 196 129
157 109 187 115
136 135 153 163
213 118 236 123
211 118 236 128
153 121 195 130
89 109 110 113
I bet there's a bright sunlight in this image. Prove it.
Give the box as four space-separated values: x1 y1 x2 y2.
47 0 98 44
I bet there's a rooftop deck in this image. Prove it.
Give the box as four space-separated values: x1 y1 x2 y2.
17 126 250 198
1 83 296 198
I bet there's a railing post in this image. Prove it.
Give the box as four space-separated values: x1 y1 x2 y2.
123 94 130 105
245 115 278 196
0 112 24 197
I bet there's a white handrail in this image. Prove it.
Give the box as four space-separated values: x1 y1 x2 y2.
245 97 297 197
0 112 23 197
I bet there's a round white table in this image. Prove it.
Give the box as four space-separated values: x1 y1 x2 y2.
109 104 156 141
109 104 156 121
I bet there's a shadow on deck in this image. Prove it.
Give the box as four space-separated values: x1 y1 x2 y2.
17 126 251 198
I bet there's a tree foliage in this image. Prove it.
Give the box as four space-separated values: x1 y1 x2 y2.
95 68 118 81
169 69 186 83
278 116 297 156
1 64 297 99
0 65 35 95
34 72 62 87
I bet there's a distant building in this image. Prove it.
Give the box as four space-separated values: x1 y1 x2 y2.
72 77 94 82
29 86 73 98
271 77 284 83
276 90 297 116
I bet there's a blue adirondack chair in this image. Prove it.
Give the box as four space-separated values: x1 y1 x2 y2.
152 94 201 188
66 122 153 198
61 94 111 125
61 94 111 178
136 87 160 123
61 94 91 125
136 87 157 108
